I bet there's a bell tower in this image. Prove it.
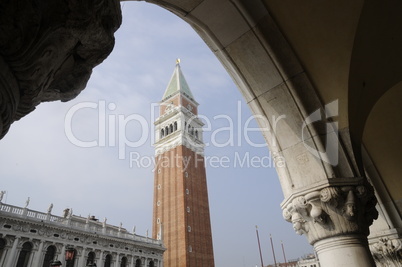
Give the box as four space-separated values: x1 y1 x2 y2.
152 60 215 267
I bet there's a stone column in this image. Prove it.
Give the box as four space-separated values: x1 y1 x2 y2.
0 243 6 266
114 253 120 267
60 245 66 266
32 240 45 266
27 247 36 267
4 236 20 267
282 183 378 267
0 236 14 266
98 251 104 267
315 235 374 266
77 247 86 267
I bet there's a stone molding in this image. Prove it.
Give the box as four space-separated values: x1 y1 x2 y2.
155 132 204 156
282 183 378 245
370 237 402 266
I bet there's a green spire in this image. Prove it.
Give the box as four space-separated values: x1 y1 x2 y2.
162 60 194 101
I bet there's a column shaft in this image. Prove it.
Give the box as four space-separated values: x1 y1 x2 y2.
314 235 375 267
77 247 86 267
32 241 45 266
5 236 19 267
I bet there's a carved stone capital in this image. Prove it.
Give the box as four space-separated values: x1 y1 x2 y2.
370 237 402 266
282 184 378 244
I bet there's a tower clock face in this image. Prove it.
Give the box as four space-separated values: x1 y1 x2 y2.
165 103 174 113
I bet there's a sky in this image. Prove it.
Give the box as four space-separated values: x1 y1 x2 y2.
0 2 313 266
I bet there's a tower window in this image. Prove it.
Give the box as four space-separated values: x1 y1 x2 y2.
157 218 160 224
195 130 198 138
160 129 164 138
187 226 191 232
170 124 173 133
185 172 188 178
174 121 178 131
165 126 169 135
157 201 161 206
189 245 192 252
187 207 190 213
186 189 189 195
157 184 161 189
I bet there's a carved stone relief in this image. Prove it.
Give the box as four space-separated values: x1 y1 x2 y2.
282 183 378 244
370 237 402 267
0 0 122 138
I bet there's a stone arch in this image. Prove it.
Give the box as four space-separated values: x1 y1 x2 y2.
42 245 56 267
118 1 383 265
86 251 96 265
123 0 358 198
104 254 112 267
120 256 128 267
16 241 33 267
135 258 141 267
362 82 402 220
0 238 6 264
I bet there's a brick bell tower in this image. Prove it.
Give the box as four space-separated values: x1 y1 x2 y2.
152 60 215 267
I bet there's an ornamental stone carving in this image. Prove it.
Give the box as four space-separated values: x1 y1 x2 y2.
0 0 122 138
282 183 378 244
370 238 402 267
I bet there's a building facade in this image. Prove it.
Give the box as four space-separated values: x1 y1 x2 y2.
152 62 215 267
0 199 164 267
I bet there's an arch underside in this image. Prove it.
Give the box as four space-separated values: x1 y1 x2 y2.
134 0 402 224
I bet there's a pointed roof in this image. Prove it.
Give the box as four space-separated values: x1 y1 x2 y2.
162 61 194 101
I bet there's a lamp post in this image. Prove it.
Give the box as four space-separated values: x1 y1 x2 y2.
50 260 62 267
65 246 75 267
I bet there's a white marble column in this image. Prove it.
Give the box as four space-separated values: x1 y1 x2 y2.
315 235 375 267
0 237 12 267
114 254 120 267
0 247 6 267
32 241 44 266
27 248 35 267
98 251 104 267
77 247 86 267
4 236 20 267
